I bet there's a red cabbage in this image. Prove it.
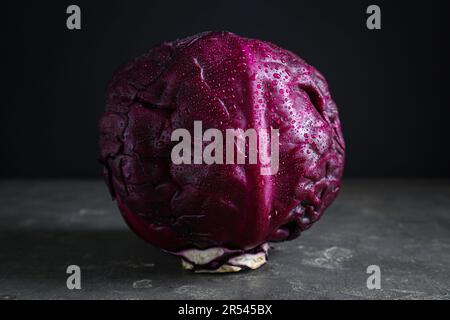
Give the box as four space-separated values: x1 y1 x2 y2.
99 31 345 272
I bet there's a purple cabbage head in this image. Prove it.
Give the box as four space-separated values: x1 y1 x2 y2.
99 31 345 272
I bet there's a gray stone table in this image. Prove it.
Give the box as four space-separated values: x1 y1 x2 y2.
0 179 449 300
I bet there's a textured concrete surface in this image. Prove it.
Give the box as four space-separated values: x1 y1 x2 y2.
0 179 449 300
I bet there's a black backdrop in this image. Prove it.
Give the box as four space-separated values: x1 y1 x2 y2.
1 0 446 178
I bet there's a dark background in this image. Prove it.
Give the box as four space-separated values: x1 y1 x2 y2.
1 0 446 178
